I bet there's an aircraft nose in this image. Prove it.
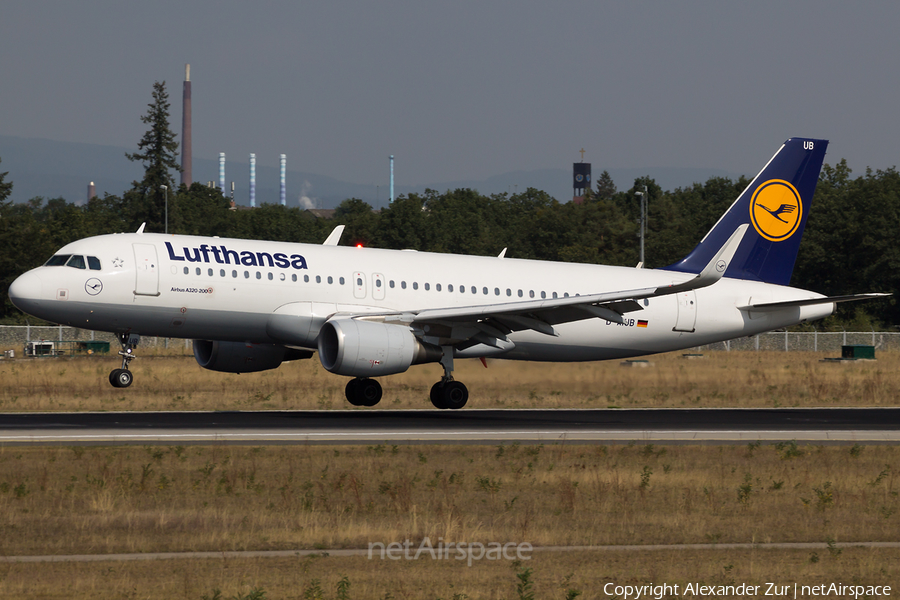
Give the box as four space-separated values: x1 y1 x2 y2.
8 271 43 310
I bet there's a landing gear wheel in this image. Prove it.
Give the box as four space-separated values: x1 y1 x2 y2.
345 379 362 406
441 380 468 410
346 378 382 407
430 380 468 409
430 381 447 409
109 368 133 388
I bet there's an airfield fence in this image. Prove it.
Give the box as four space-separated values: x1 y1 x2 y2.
692 331 900 353
0 325 192 354
0 326 898 356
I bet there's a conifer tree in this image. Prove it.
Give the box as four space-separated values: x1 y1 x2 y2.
125 81 180 231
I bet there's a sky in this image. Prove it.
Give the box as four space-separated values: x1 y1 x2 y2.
2 1 899 189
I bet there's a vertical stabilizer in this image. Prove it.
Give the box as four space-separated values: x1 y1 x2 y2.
664 138 827 286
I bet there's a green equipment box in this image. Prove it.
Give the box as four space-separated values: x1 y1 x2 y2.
841 345 875 360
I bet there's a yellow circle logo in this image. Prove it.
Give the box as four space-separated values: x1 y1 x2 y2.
749 179 803 242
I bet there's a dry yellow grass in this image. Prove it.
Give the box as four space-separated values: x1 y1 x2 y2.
0 443 897 557
0 350 897 598
0 350 897 411
1 548 898 600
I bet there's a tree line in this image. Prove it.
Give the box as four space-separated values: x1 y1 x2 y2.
0 82 896 327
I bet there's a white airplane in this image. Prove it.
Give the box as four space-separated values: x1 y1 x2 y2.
8 138 886 409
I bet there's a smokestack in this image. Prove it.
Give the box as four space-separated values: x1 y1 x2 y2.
280 154 286 206
181 64 192 187
390 155 394 203
87 182 96 201
249 153 256 207
219 153 225 192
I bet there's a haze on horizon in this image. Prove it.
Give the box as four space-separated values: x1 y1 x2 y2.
2 1 899 190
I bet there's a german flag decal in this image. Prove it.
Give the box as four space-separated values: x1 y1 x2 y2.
637 320 648 328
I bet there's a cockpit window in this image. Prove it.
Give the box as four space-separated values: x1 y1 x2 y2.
65 255 86 270
87 256 101 271
44 254 71 266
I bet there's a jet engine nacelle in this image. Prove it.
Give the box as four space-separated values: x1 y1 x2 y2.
193 340 312 373
317 319 441 377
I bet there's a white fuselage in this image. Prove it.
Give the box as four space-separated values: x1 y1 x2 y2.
10 232 832 361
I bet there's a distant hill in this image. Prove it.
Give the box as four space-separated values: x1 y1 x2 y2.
0 135 745 209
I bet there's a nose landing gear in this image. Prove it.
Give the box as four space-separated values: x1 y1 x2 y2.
109 333 140 388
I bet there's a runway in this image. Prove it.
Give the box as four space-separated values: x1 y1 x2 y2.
0 407 898 445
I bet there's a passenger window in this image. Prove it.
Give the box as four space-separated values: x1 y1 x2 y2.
208 268 213 276
316 275 321 284
183 267 189 275
268 272 274 281
482 287 488 295
413 282 418 290
232 270 238 278
389 280 395 288
327 276 333 284
66 255 86 270
472 286 477 294
220 269 225 277
195 267 200 276
541 291 546 299
552 292 558 299
424 283 430 291
45 255 71 267
494 288 500 296
529 290 535 298
518 290 523 298
244 271 250 279
339 277 345 285
292 274 297 282
401 281 407 289
357 277 363 286
304 275 310 283
506 288 511 296
87 256 101 270
436 283 442 292
448 284 454 292
460 285 465 293
564 292 569 298
256 272 262 280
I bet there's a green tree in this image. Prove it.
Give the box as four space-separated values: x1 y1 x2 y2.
0 157 12 203
124 81 180 232
374 194 427 249
334 198 380 246
594 170 616 200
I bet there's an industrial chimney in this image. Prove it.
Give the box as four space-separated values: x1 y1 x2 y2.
181 64 192 187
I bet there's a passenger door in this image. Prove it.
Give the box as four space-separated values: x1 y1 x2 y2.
133 244 160 297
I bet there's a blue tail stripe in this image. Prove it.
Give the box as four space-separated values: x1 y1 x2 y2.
664 138 828 286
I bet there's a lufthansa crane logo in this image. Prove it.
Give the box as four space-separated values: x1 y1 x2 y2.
749 179 803 242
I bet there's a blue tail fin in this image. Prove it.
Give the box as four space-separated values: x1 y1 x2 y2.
664 138 828 286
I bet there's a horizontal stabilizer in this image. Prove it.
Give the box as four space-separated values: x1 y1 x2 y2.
738 293 891 312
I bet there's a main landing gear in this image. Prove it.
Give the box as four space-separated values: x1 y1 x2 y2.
429 347 468 409
345 377 383 407
343 347 470 410
109 333 139 388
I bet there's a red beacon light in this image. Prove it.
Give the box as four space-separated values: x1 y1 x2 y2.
356 243 363 248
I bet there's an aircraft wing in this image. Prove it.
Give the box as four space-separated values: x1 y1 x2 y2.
368 225 748 348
